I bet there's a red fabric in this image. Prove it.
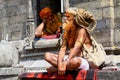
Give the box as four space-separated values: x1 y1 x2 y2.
94 69 99 80
76 70 87 80
26 73 35 78
41 33 60 39
19 69 99 80
41 34 57 39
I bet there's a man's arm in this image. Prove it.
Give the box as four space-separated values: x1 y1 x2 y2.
35 22 45 37
58 39 67 65
68 28 87 60
58 39 67 75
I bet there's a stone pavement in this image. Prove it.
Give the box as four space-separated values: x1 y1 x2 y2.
0 55 120 80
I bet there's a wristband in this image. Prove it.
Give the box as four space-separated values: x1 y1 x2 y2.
64 57 69 61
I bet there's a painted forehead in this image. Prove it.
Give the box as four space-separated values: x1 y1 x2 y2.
65 8 77 15
64 12 73 16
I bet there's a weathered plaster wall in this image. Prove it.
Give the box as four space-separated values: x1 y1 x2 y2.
69 0 120 47
114 0 120 46
0 0 120 47
0 0 28 41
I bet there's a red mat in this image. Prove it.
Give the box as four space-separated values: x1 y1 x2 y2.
19 69 99 80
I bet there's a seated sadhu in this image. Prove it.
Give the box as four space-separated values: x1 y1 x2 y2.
44 7 106 75
35 7 62 39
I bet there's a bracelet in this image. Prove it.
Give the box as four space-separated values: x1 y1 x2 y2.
64 57 69 61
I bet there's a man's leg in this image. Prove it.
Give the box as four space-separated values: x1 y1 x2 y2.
66 57 89 71
44 52 58 73
44 52 58 66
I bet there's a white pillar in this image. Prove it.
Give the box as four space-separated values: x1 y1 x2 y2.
27 0 35 40
110 0 115 49
61 0 64 13
28 0 34 19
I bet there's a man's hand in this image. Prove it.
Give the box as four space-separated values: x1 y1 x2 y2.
42 19 47 24
58 62 67 75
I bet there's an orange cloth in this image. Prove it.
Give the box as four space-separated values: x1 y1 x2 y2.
39 7 53 20
39 7 61 36
42 14 61 36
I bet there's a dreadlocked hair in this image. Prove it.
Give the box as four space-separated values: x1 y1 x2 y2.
66 7 97 32
75 9 96 31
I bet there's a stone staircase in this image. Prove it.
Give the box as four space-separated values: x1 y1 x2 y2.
1 38 120 80
19 56 120 80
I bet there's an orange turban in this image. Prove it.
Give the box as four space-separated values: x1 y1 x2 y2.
39 7 53 19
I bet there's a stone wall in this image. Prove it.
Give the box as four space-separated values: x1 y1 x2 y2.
0 0 28 41
0 0 120 47
69 0 120 47
114 0 120 46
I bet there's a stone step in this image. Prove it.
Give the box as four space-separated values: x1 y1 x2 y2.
21 46 60 60
0 67 24 80
21 46 120 60
97 70 120 80
0 58 120 80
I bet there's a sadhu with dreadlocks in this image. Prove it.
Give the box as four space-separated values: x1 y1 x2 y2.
44 7 103 75
35 7 62 38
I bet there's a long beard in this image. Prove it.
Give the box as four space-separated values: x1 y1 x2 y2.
63 24 77 48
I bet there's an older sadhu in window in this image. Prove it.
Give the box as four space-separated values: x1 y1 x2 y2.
35 7 62 39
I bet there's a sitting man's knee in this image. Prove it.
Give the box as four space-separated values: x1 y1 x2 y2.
71 58 81 64
68 58 81 69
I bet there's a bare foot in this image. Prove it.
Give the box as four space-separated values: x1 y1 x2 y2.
46 66 58 73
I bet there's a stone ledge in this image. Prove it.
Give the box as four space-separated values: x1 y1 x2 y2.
33 39 61 48
0 67 24 76
0 75 18 80
97 70 120 80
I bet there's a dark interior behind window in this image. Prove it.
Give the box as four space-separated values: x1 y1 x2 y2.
37 0 61 26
